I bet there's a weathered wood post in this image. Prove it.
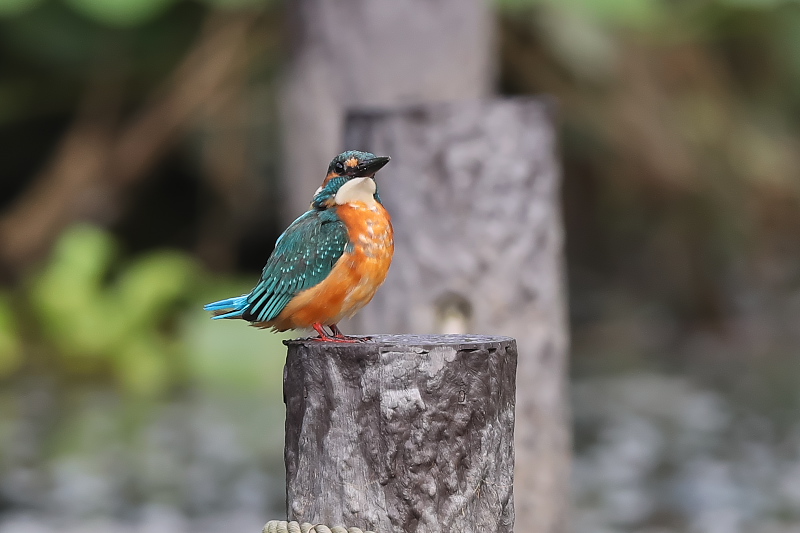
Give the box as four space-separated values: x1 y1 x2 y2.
343 100 570 533
279 0 493 221
283 334 517 533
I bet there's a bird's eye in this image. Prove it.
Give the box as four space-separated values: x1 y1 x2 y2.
335 162 345 173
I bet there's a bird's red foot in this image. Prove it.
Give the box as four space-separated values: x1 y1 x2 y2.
312 323 361 343
330 323 371 342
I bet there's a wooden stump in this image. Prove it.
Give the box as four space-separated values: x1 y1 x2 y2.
343 100 570 533
283 334 517 533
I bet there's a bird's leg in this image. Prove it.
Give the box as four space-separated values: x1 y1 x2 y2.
329 323 346 338
312 322 359 343
330 323 370 343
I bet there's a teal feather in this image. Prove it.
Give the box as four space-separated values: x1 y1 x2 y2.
204 295 249 319
312 176 347 209
204 209 348 323
241 209 348 323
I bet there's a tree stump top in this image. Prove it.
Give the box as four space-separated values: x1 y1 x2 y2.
284 334 514 350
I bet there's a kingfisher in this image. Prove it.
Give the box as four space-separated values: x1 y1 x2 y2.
204 150 393 343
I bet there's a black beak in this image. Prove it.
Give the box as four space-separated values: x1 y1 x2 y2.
353 156 391 177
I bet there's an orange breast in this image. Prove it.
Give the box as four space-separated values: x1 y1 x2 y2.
267 201 394 330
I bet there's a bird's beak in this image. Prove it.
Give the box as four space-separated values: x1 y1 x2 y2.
354 156 391 177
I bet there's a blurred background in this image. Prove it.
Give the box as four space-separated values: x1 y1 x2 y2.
0 0 800 532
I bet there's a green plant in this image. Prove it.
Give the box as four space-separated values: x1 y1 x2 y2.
31 224 199 396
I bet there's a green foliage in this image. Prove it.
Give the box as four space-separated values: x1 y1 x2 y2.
201 0 272 9
17 224 290 398
718 0 788 7
497 0 800 340
62 0 177 26
495 0 665 28
31 224 198 396
0 0 272 27
182 300 289 397
772 6 800 86
1 3 104 78
0 296 22 378
0 0 42 17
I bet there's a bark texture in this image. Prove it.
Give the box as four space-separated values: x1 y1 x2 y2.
279 0 493 221
284 334 516 533
343 99 570 533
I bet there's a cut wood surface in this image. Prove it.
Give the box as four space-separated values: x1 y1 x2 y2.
343 99 570 533
283 334 517 533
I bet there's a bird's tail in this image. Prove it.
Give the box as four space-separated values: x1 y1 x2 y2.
204 294 249 320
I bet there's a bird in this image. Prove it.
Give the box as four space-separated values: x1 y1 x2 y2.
204 150 393 343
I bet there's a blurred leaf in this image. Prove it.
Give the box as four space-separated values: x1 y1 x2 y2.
717 0 786 8
566 0 664 28
115 338 171 397
497 0 664 28
31 224 117 358
2 3 104 74
0 0 43 17
182 284 288 396
30 224 200 395
495 0 537 10
39 224 116 288
62 0 176 26
773 5 800 85
114 251 198 330
0 295 22 378
536 6 618 82
200 0 270 8
727 121 795 187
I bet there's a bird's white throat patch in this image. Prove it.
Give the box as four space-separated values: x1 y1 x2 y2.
335 177 377 206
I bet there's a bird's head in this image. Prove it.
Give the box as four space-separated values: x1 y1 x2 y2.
312 150 391 209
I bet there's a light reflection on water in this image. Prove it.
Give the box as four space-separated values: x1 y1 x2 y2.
0 385 285 533
572 373 800 533
1 372 799 533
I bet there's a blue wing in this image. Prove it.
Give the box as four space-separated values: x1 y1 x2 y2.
205 209 349 322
